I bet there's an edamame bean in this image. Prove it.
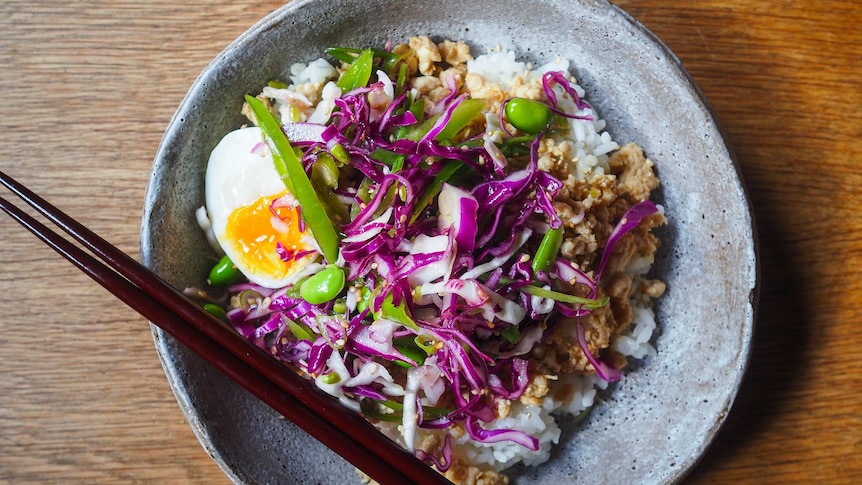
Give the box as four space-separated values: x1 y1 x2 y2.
208 254 242 286
299 264 346 304
202 303 228 323
505 97 553 134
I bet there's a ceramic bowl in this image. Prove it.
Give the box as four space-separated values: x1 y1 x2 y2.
141 0 758 483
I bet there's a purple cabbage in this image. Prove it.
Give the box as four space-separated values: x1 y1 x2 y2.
214 64 663 460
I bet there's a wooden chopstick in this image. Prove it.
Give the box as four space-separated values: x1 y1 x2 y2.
0 171 453 485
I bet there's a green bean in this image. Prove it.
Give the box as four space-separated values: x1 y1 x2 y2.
505 97 552 134
208 254 242 286
350 177 373 220
531 227 564 274
359 399 402 422
489 270 609 310
325 46 398 66
355 285 371 313
396 63 408 93
369 148 403 167
378 399 452 419
246 95 341 263
299 264 346 304
310 171 349 225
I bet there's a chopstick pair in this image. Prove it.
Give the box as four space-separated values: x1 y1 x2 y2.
0 170 452 485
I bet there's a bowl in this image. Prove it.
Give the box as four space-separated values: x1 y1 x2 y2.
140 0 758 483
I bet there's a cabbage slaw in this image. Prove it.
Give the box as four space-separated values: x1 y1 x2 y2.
209 44 660 469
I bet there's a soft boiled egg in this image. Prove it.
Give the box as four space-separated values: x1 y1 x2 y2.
205 127 321 288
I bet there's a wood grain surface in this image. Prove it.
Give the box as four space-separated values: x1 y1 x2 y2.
1 1 859 483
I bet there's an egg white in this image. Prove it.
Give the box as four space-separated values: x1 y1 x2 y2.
205 127 321 288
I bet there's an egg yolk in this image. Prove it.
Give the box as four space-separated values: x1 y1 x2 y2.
224 190 313 281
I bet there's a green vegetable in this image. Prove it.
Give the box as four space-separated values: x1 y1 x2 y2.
369 148 404 167
325 46 397 66
287 318 316 341
500 325 520 344
326 46 411 78
413 334 441 355
245 95 340 263
355 285 371 313
436 98 486 141
202 303 228 323
404 98 486 142
360 399 401 422
410 160 465 224
531 227 564 274
374 293 418 330
360 398 452 422
519 285 609 310
311 153 339 189
320 372 341 384
378 400 452 419
208 254 242 286
330 143 350 165
336 48 374 92
350 176 373 220
505 97 552 134
332 299 347 314
299 264 346 304
393 336 427 367
396 63 408 92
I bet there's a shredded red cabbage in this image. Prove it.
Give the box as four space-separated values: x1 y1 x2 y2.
210 47 663 469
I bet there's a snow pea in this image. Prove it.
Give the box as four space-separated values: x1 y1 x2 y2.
404 98 486 142
246 95 340 263
335 48 374 92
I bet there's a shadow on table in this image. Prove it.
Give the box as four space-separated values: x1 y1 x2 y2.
686 192 812 479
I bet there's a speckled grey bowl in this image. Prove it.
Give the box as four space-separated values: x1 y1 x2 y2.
140 0 758 483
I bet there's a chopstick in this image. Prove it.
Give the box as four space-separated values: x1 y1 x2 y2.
0 171 453 485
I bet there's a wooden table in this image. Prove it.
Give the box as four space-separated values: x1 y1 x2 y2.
1 1 859 483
